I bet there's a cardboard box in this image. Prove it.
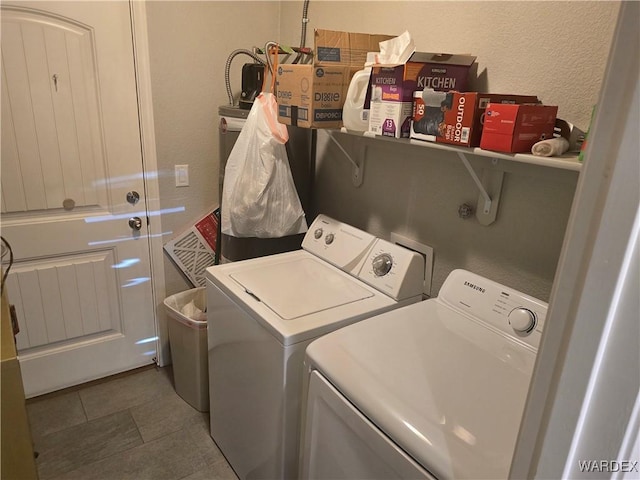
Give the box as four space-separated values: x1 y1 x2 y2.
368 101 413 138
314 29 394 67
276 29 394 128
368 52 476 138
371 52 476 99
276 64 352 129
480 103 558 153
411 92 540 147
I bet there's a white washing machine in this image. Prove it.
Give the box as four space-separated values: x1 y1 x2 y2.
300 269 548 480
205 214 425 480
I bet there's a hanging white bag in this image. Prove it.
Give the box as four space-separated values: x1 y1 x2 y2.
221 91 307 238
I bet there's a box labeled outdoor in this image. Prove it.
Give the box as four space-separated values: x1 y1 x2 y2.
276 64 351 128
411 91 540 147
480 103 558 153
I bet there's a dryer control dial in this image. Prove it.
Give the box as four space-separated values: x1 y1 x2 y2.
325 233 335 245
314 228 323 239
372 253 393 277
509 308 537 334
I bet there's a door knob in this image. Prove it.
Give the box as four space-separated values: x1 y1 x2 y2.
128 217 143 230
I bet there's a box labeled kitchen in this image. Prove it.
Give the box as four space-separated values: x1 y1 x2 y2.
480 103 558 153
411 91 540 147
368 52 476 138
370 52 476 102
276 29 393 128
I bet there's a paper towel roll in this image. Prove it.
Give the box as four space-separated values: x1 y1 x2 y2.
531 137 570 157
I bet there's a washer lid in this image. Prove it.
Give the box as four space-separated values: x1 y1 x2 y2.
230 257 374 320
305 299 537 480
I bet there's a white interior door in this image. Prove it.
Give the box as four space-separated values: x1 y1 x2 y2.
1 1 157 397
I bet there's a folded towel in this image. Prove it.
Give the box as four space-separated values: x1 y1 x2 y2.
531 137 570 157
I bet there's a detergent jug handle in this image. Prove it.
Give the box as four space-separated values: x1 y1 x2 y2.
345 69 371 108
343 68 372 131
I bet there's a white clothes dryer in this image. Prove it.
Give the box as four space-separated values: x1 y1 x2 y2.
300 269 548 480
205 214 425 480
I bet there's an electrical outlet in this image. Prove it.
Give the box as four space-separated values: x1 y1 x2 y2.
390 233 434 298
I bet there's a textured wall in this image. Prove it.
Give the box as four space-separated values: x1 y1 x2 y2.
145 2 281 295
279 1 621 300
280 1 620 130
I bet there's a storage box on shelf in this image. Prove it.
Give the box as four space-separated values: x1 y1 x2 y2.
480 103 558 153
276 29 393 129
410 92 540 147
368 52 476 138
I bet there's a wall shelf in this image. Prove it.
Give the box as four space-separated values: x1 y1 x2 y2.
334 128 583 172
326 128 581 225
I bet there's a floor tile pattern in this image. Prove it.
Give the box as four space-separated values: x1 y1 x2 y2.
26 366 238 480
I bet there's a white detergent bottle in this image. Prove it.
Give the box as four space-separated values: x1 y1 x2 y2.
342 67 372 132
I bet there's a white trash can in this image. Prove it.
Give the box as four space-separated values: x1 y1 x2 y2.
163 287 209 412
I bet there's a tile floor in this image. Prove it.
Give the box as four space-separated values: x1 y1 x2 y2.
26 365 238 480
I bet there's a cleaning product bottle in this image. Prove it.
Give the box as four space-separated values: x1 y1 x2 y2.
342 66 372 132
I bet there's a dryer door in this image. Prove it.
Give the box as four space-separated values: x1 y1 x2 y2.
300 371 434 480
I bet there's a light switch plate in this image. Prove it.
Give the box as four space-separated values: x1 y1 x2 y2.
175 164 189 187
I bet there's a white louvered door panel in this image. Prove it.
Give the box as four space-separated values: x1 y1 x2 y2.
1 2 156 397
5 251 118 350
1 7 105 213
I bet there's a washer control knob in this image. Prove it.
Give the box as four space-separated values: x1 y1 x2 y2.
314 228 323 239
509 308 537 334
325 233 335 245
372 253 393 277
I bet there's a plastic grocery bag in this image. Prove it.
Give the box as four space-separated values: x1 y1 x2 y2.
221 92 307 238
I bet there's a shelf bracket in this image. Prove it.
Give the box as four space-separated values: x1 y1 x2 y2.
327 131 364 187
457 152 504 225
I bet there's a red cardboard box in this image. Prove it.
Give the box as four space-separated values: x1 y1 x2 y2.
411 91 540 147
480 103 558 153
